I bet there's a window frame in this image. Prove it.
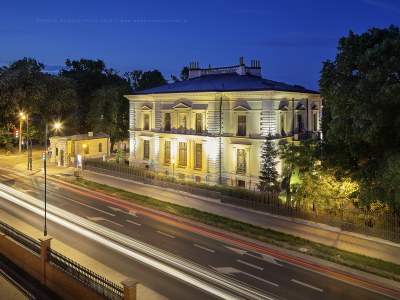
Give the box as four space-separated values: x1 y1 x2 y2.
143 140 150 160
237 115 247 136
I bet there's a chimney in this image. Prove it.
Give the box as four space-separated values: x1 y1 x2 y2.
88 131 93 137
188 61 201 79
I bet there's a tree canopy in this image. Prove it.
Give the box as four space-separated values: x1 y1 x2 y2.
320 25 400 211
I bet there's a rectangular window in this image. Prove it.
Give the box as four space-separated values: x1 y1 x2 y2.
84 145 89 154
164 113 171 132
237 115 246 136
164 141 171 163
236 149 246 174
297 114 303 133
178 142 187 167
194 143 202 169
144 114 150 130
98 143 102 152
313 113 318 131
143 140 149 159
280 114 286 135
195 113 202 133
237 180 246 188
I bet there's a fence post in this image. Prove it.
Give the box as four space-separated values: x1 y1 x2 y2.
121 278 139 300
39 236 52 285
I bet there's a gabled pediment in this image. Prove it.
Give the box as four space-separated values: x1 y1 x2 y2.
173 102 191 109
233 105 251 111
140 104 153 111
311 102 319 110
278 100 289 111
295 103 306 110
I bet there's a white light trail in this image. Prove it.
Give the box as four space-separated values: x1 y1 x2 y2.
0 183 276 300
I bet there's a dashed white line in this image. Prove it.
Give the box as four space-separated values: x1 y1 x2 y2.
126 220 142 226
237 259 263 270
291 279 323 292
157 231 175 239
194 244 215 253
52 193 116 216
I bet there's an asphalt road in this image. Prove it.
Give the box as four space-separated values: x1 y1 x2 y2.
0 168 398 300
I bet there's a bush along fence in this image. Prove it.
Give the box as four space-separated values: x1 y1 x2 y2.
0 220 139 300
83 160 400 243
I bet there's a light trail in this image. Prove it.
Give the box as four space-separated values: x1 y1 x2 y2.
0 183 276 300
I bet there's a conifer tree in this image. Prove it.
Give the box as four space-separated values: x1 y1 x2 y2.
258 134 280 193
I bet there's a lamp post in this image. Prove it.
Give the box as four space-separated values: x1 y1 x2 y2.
19 112 25 154
43 121 61 236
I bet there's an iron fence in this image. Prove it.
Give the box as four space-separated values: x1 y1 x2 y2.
48 249 123 300
0 221 41 256
84 160 221 199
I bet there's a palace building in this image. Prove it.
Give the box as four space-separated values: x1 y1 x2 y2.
125 58 321 189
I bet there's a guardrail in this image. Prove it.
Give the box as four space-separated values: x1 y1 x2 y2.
0 221 41 256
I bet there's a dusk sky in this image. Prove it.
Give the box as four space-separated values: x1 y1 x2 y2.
1 0 399 90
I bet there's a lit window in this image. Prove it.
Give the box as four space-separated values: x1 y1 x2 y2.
178 142 187 167
143 140 150 159
236 149 246 174
164 113 171 132
195 113 202 133
164 141 171 163
194 143 202 169
144 114 150 130
237 115 246 136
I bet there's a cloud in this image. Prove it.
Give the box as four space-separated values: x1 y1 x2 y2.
361 0 400 12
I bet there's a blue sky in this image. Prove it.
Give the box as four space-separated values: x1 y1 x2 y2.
1 0 399 89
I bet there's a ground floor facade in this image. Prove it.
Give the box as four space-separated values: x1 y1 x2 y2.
129 131 288 189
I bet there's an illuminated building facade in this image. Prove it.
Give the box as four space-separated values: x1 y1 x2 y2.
125 58 321 188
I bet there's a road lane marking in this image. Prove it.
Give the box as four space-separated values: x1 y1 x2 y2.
126 220 142 226
87 216 123 227
48 192 116 216
157 231 175 239
225 245 283 267
211 266 279 287
237 259 263 270
108 206 138 217
194 244 215 253
291 279 323 292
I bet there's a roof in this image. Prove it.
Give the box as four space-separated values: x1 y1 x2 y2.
52 132 110 141
133 73 319 95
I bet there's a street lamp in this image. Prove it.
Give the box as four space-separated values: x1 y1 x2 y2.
43 121 61 236
19 112 26 154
